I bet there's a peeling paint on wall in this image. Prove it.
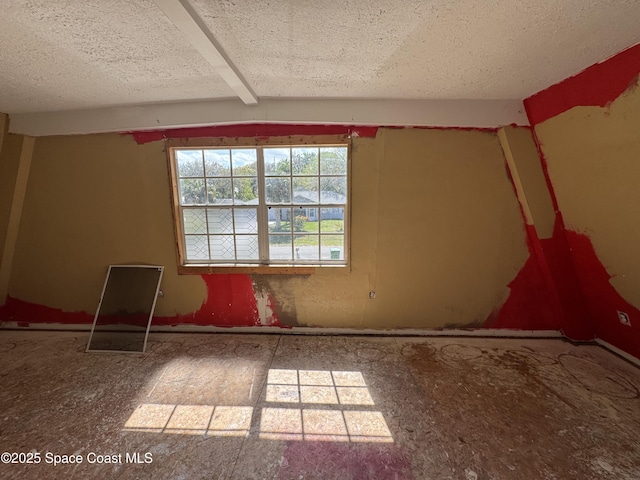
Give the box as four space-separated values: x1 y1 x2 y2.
250 275 300 328
152 274 283 327
252 279 280 326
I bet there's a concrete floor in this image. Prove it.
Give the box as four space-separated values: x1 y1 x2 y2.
0 331 639 479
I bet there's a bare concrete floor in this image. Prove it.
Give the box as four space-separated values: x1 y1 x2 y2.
0 331 639 479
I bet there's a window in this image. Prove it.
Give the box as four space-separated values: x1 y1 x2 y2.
168 136 349 271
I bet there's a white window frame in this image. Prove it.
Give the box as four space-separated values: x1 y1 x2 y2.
167 135 350 274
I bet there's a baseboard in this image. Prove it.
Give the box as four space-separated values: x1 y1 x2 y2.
6 322 637 366
595 338 640 368
0 321 563 338
0 322 94 332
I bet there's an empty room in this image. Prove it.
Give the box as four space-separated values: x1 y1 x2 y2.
1 1 640 479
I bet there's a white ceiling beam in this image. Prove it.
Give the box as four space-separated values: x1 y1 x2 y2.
8 99 529 137
152 0 258 105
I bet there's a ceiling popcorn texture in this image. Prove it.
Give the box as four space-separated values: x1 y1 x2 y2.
0 0 639 133
0 0 235 114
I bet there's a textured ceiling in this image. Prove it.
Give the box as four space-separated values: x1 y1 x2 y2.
1 0 639 130
193 0 640 100
0 0 235 114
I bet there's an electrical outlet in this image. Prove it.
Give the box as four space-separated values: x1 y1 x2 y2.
617 311 631 326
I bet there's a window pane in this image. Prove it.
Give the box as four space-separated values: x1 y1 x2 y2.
233 177 259 205
183 209 207 234
234 208 258 234
269 235 292 260
204 149 231 176
210 235 235 260
303 210 319 232
236 235 259 260
320 147 347 175
207 208 233 234
294 235 319 261
231 149 257 176
176 144 348 266
206 178 233 204
321 235 344 260
269 208 292 233
292 147 318 175
266 178 291 204
320 177 346 203
293 209 310 232
180 178 206 205
264 148 290 176
176 150 203 177
320 208 344 232
185 235 209 260
293 177 318 203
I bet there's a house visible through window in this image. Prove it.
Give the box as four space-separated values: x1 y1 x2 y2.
168 139 349 268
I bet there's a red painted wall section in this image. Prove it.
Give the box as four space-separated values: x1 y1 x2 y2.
538 214 593 341
154 274 281 327
486 134 593 339
485 151 565 334
524 43 640 126
126 123 499 144
484 213 597 341
0 274 281 328
129 123 380 144
484 225 560 331
524 42 640 357
0 297 94 327
565 231 640 358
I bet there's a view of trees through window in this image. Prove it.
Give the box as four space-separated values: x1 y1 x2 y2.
173 144 348 265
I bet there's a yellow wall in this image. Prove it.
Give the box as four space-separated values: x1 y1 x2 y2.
534 81 640 307
8 127 530 329
0 130 35 304
10 134 205 317
498 125 556 239
0 133 20 260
